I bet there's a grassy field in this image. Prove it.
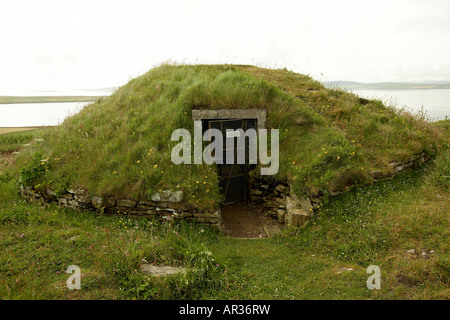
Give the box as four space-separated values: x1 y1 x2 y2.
0 126 448 300
0 96 103 104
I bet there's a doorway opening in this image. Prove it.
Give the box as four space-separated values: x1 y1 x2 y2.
202 118 257 205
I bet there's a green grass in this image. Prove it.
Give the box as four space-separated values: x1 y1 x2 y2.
1 67 448 300
0 179 234 299
0 144 448 299
13 64 444 210
0 96 103 104
0 129 49 153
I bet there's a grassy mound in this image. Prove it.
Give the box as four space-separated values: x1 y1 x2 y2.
16 64 443 209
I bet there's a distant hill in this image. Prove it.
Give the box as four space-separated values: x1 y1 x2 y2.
324 81 450 90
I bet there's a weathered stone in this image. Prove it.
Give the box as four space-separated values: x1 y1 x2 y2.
116 199 137 208
67 187 86 195
104 197 116 207
263 201 284 208
91 196 103 207
151 193 161 201
46 188 57 197
275 197 286 204
286 208 310 227
275 184 290 194
388 162 401 168
74 194 91 204
250 195 262 202
63 193 74 200
156 207 175 213
166 202 190 211
168 191 183 202
263 224 282 237
140 263 187 277
277 209 286 224
160 190 172 201
336 267 354 274
285 196 298 212
298 197 313 212
370 170 383 179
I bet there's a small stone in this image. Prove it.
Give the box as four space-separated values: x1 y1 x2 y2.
407 249 415 254
74 194 91 204
168 191 183 202
116 199 137 208
140 264 187 277
151 193 161 201
91 196 103 206
286 208 310 227
275 184 290 194
160 190 172 201
46 188 57 197
336 267 354 274
277 209 286 224
370 170 383 179
298 197 313 212
388 162 401 168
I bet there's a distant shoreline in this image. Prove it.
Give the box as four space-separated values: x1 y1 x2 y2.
323 81 450 90
0 126 55 135
0 96 104 104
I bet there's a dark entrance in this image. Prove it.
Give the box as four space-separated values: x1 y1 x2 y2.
203 118 257 205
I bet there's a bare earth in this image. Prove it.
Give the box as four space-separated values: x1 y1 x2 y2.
220 203 283 238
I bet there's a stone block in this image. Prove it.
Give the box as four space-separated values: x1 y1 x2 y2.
277 209 286 224
285 208 310 227
168 191 183 202
275 184 290 194
91 196 103 207
298 197 313 212
74 194 91 204
116 199 137 208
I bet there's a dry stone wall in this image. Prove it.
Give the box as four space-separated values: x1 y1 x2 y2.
249 176 316 228
18 152 428 230
19 186 221 228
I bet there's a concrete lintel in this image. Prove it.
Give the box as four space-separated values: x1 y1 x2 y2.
192 109 267 129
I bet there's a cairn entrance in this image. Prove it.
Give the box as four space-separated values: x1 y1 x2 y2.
192 109 267 206
192 109 284 237
203 118 257 205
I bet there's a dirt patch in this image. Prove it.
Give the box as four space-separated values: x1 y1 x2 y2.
396 273 422 288
0 151 17 172
220 202 282 238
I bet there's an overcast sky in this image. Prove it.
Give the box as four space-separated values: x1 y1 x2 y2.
1 0 450 90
